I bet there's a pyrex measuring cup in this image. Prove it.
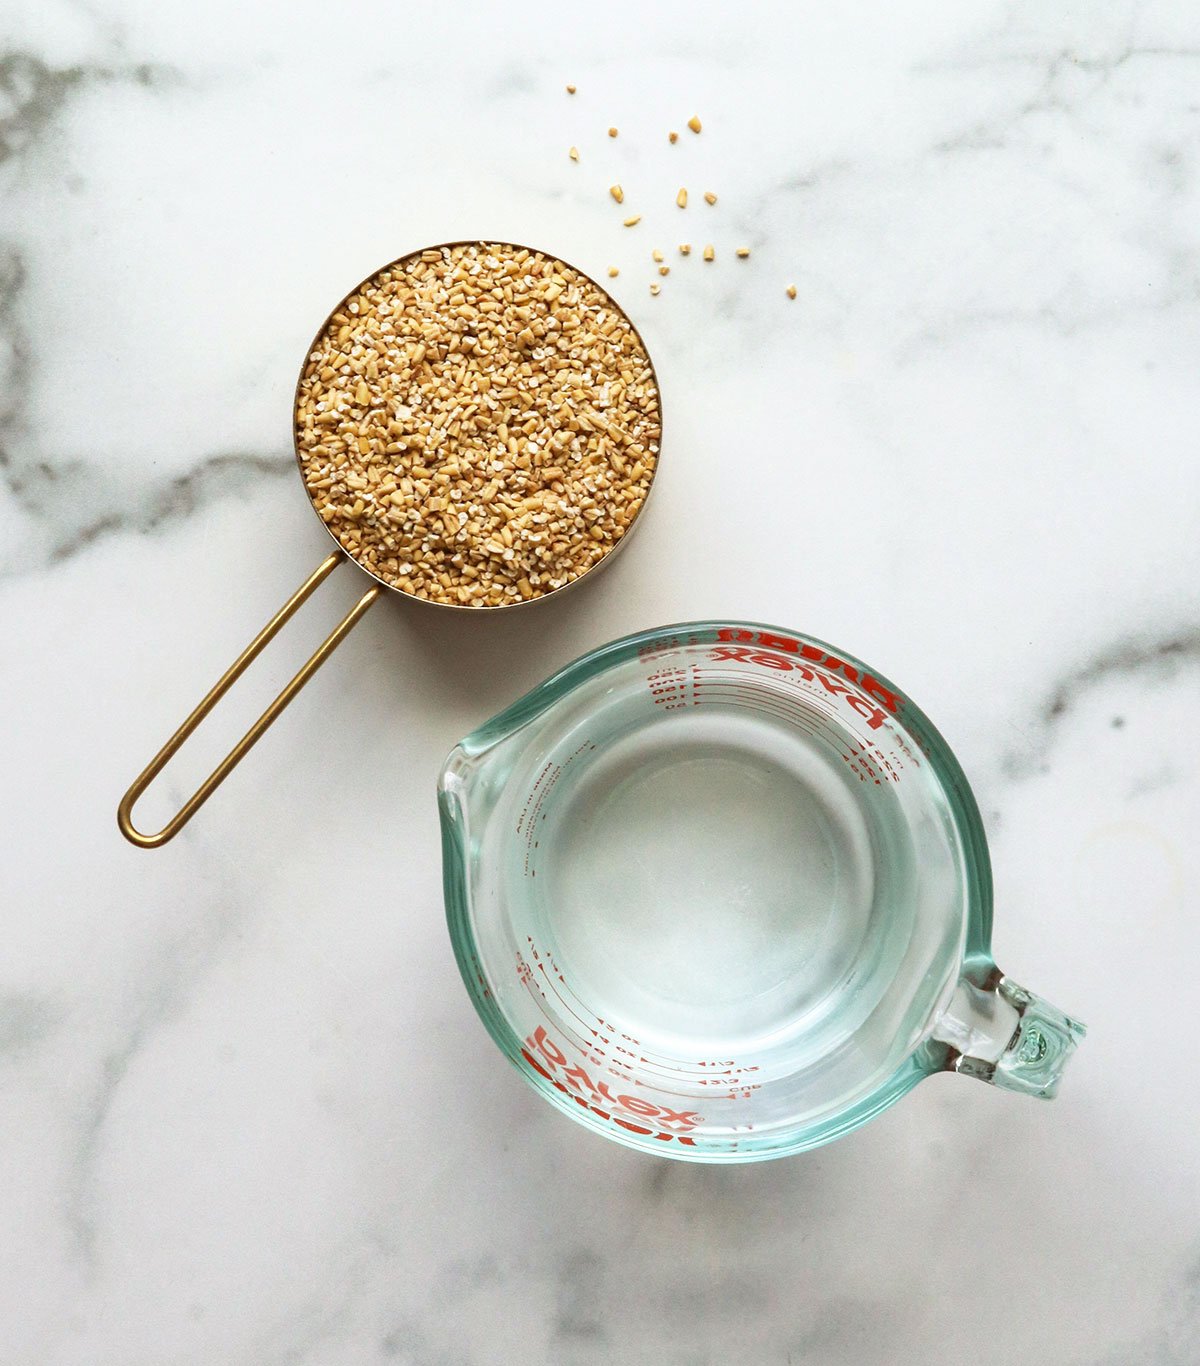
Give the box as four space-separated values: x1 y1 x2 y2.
118 242 661 848
440 621 1085 1161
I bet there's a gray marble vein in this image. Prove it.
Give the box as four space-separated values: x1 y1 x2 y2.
0 244 291 574
1004 628 1200 779
0 991 61 1059
925 46 1200 158
0 42 273 579
46 449 294 566
896 249 1200 357
0 50 181 167
1094 1247 1200 1364
61 872 251 1276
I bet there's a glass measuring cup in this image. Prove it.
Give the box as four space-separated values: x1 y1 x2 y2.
118 242 661 848
440 621 1085 1161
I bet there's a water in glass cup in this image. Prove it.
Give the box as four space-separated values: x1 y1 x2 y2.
443 624 1085 1160
456 631 954 1134
537 706 922 1063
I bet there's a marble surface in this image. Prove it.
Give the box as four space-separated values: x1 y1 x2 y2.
2 1 1198 1361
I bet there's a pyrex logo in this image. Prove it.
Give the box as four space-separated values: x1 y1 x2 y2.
522 1026 704 1146
712 628 902 728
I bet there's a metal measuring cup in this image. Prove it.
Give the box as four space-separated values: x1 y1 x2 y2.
118 241 663 849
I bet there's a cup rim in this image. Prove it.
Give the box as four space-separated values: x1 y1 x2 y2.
291 239 664 612
440 618 995 1161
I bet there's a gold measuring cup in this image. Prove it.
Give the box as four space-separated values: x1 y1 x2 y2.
118 241 663 849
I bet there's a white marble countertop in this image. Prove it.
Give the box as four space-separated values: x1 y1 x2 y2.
3 2 1199 1362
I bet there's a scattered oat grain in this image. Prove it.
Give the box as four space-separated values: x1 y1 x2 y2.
668 130 679 144
623 214 642 227
652 249 664 263
658 265 670 277
786 284 797 299
566 84 576 94
676 188 688 209
703 191 717 205
608 266 620 278
608 126 618 138
649 283 661 296
687 115 702 134
679 243 691 256
736 247 751 258
610 184 624 204
569 146 579 161
703 244 715 261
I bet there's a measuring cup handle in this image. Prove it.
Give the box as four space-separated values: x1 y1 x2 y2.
929 966 1086 1099
117 552 381 849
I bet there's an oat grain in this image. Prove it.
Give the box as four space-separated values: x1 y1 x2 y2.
296 243 661 607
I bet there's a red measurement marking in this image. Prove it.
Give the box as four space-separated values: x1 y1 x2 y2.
693 682 827 734
707 647 893 732
524 1026 704 1142
645 662 696 711
693 682 851 756
695 677 905 782
714 629 902 714
518 977 595 1054
696 675 867 735
535 962 594 1035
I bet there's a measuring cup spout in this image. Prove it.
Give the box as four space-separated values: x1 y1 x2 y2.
929 966 1086 1099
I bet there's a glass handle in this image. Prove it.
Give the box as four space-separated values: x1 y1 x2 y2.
932 968 1086 1099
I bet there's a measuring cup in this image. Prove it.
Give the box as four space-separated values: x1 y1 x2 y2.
440 621 1085 1161
118 242 661 848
